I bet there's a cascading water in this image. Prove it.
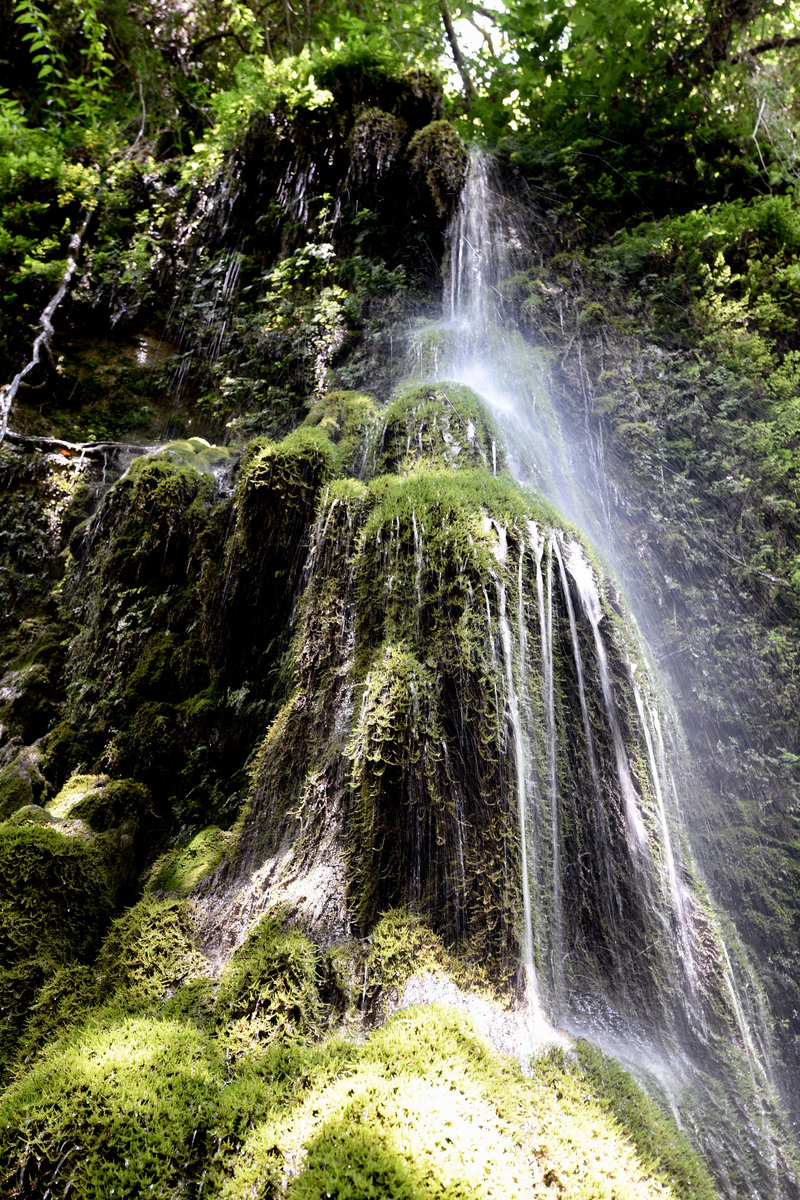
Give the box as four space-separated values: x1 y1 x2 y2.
420 149 799 1198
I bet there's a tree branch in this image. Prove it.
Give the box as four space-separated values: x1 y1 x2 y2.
0 209 92 445
440 0 477 101
742 33 800 57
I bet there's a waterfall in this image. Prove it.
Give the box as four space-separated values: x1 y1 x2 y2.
428 148 796 1199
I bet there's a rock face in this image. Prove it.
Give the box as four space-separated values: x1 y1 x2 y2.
0 62 798 1200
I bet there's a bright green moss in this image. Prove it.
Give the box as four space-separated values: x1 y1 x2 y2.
573 1041 717 1199
380 383 504 475
367 908 450 993
159 437 237 473
3 804 51 827
47 773 148 832
47 773 107 820
219 1003 702 1200
10 963 98 1079
149 825 230 896
238 425 336 504
95 894 205 1003
303 389 380 475
216 912 325 1050
0 1013 225 1200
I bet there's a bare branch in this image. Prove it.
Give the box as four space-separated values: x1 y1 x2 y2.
465 15 496 58
0 210 92 445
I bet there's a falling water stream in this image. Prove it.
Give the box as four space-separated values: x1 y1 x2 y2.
420 149 797 1198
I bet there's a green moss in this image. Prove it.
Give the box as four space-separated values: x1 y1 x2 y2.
573 1041 717 1199
47 773 106 820
237 425 336 519
0 748 46 819
0 1012 225 1199
72 778 149 832
380 383 504 475
0 824 112 967
3 804 52 827
367 908 450 994
149 825 230 896
158 436 237 473
0 957 55 1084
407 120 468 215
303 389 380 475
221 1004 702 1200
95 894 205 1003
347 646 445 929
11 963 98 1079
216 912 325 1050
348 107 408 181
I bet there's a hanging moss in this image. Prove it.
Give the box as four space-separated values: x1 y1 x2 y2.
379 383 505 475
347 645 446 930
348 108 408 183
407 120 468 216
303 389 380 476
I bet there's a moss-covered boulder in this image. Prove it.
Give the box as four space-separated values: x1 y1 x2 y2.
303 389 379 476
0 824 112 967
407 120 468 216
95 894 205 1004
149 825 230 896
215 913 325 1048
379 383 504 475
0 1013 225 1199
0 745 46 818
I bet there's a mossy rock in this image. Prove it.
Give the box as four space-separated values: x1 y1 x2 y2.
0 745 46 818
38 719 87 791
379 382 504 474
216 913 325 1047
71 454 218 589
96 894 205 1003
0 660 59 742
3 803 51 827
0 824 112 966
149 825 230 896
0 956 55 1083
303 389 380 475
0 1012 225 1199
49 773 149 832
236 425 336 552
158 437 237 473
407 120 468 215
10 962 98 1079
218 1003 712 1200
348 108 408 183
